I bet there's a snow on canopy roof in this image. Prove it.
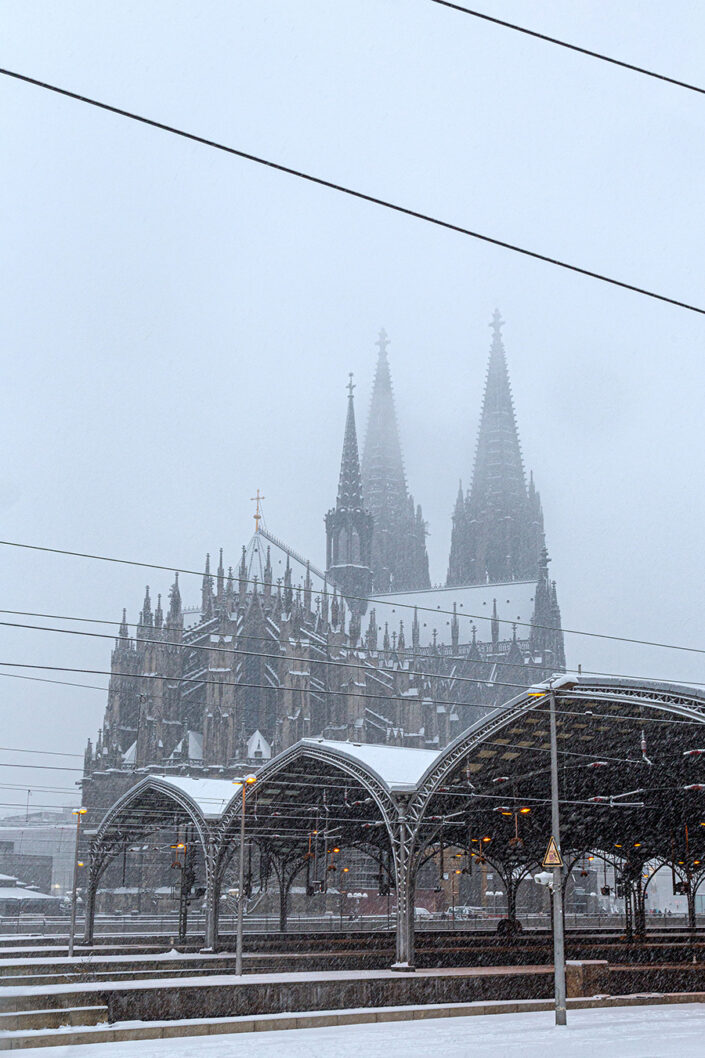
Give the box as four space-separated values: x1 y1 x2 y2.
0 885 57 901
151 776 241 819
299 738 440 791
369 580 537 647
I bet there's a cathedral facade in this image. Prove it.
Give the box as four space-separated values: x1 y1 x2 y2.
82 315 565 816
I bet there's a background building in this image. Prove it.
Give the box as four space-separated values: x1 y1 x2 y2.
82 318 565 829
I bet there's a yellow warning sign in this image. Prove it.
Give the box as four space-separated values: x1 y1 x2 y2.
542 836 563 868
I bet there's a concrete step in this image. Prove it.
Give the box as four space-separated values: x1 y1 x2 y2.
0 992 94 1015
0 1007 108 1032
3 993 705 1050
0 968 233 987
0 999 555 1049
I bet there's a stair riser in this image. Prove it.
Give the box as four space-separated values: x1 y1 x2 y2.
0 1008 108 1031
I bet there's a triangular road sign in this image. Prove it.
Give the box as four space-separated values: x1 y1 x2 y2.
542 836 563 868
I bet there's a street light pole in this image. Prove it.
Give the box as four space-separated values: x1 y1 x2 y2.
68 807 87 958
234 775 256 975
548 683 567 1026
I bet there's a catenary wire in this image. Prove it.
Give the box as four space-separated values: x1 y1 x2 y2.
0 658 533 704
1 68 704 316
429 1 705 96
0 669 107 692
0 617 576 700
0 651 698 778
4 617 705 725
3 607 705 692
1 538 704 658
1 705 702 793
0 745 84 759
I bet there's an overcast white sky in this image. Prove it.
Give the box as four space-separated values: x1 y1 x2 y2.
2 0 704 812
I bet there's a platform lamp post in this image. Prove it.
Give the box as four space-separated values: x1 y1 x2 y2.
548 681 567 1025
68 807 87 958
233 775 257 975
529 679 567 1027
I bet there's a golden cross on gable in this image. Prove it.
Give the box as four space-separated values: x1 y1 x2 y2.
251 489 265 532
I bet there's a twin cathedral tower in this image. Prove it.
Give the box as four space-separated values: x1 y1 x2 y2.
326 311 546 606
83 311 564 798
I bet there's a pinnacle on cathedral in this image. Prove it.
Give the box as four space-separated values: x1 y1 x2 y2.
325 375 373 614
362 329 430 592
447 311 546 586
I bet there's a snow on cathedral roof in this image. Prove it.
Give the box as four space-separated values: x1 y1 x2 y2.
369 580 537 648
182 526 351 626
246 527 351 621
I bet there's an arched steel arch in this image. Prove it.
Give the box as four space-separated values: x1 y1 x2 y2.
391 676 705 963
408 676 705 835
92 775 212 852
215 740 407 962
217 740 400 858
85 775 216 946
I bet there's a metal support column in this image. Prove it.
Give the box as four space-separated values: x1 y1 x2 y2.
549 685 567 1026
392 804 415 971
203 844 219 951
82 867 97 946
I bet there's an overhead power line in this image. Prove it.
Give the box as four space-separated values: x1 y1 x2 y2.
1 67 704 316
430 1 705 96
3 612 705 698
0 616 535 698
0 670 107 693
0 745 83 759
1 537 703 658
0 658 530 708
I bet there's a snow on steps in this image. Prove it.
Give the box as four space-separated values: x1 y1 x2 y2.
2 993 705 1050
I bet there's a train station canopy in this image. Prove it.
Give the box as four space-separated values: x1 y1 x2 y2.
88 675 705 874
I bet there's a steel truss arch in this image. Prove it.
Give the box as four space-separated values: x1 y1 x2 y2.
407 679 705 839
216 741 399 852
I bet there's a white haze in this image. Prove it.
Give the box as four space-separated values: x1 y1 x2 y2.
1 0 704 810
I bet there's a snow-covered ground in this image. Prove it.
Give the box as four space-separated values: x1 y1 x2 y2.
14 1004 705 1058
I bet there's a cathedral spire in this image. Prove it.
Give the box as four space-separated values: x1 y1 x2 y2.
168 572 182 627
412 606 420 651
362 330 430 592
137 585 153 639
283 554 293 613
337 374 365 510
447 480 467 586
325 377 373 614
238 545 247 600
362 328 406 501
304 560 312 612
447 313 542 585
366 608 377 650
472 310 525 516
202 554 214 618
141 586 152 625
216 548 225 600
264 546 273 597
